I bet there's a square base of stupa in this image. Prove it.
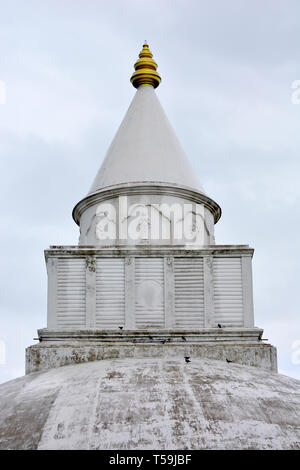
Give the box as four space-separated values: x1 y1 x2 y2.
26 328 277 374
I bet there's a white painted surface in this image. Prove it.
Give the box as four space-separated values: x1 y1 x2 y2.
135 258 165 328
47 251 254 331
124 257 135 329
213 257 244 327
203 255 214 327
174 258 204 328
95 258 125 328
88 85 204 194
85 256 96 328
78 193 216 246
0 358 299 450
46 257 57 328
56 258 86 328
241 256 255 327
164 257 175 328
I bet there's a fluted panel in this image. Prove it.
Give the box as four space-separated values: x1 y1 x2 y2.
213 257 244 327
96 258 125 328
57 258 86 328
174 258 204 328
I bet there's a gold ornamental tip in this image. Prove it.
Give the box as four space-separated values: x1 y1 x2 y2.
130 42 161 89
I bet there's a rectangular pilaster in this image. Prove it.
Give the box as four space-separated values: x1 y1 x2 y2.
85 256 96 328
47 257 57 329
241 255 254 327
125 257 135 329
164 256 175 328
203 255 215 327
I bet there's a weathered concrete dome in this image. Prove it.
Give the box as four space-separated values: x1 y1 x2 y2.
0 357 299 450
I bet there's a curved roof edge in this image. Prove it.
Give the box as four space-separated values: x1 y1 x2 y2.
72 181 222 226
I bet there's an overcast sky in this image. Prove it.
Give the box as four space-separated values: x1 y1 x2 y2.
0 0 300 383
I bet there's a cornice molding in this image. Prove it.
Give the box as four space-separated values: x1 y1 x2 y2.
44 245 254 261
72 182 222 225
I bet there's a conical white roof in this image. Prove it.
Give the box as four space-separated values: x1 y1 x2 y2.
88 85 205 195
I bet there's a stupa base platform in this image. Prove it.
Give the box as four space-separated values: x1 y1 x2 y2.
26 328 277 374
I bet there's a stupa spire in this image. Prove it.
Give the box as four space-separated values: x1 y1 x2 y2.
130 41 161 89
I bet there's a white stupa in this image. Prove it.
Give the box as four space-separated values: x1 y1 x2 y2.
0 43 299 450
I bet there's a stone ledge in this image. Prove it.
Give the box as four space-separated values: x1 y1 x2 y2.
37 327 264 343
26 341 277 374
45 245 254 259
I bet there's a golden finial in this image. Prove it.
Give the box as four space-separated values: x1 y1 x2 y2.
130 42 161 89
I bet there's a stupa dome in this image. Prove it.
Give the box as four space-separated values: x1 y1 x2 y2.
0 357 299 450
